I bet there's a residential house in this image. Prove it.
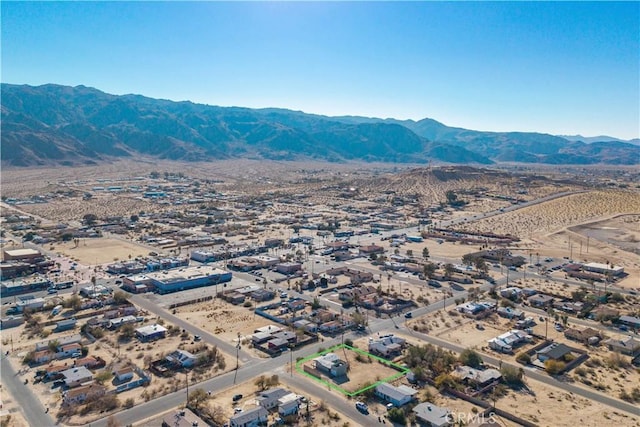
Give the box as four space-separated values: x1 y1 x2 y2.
229 406 268 427
74 356 106 370
496 307 525 320
266 338 289 352
166 349 197 368
374 383 417 407
500 287 522 300
413 402 451 427
314 353 348 377
603 336 640 356
59 343 82 358
528 294 555 308
61 366 93 388
35 334 82 352
536 343 573 362
368 334 406 357
55 318 77 332
564 327 601 344
135 324 167 342
113 366 134 383
619 316 640 330
277 393 300 416
488 330 529 353
359 244 385 255
453 366 502 388
62 384 106 406
162 408 208 427
256 387 290 410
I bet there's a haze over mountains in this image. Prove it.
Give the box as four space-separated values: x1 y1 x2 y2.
1 83 638 167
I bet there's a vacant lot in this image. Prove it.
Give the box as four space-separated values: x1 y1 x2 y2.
54 238 152 265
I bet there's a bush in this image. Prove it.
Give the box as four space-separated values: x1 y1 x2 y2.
544 359 566 375
516 352 531 364
501 365 524 386
459 348 483 368
387 408 406 424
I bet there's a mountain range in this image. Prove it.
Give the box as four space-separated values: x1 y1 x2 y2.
1 83 638 167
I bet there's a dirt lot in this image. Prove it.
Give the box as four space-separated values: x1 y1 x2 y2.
172 298 275 356
52 237 154 265
570 214 640 256
496 377 640 427
300 345 403 395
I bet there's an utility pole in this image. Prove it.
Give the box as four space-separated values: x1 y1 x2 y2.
233 332 240 384
185 371 189 406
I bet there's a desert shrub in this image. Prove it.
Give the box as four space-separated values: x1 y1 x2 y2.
544 359 566 375
516 352 531 364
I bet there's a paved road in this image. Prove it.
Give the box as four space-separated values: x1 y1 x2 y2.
394 328 640 418
129 294 254 363
0 355 55 427
91 281 639 427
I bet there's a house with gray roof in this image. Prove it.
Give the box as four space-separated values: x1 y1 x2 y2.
413 402 451 427
61 366 93 388
604 336 640 356
256 387 290 410
229 406 268 427
374 382 417 407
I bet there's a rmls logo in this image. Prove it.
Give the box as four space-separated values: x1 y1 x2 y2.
449 410 498 424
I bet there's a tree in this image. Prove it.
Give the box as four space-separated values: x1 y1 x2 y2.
422 247 430 260
423 262 436 278
48 339 60 353
23 232 35 242
500 365 524 386
130 214 139 222
434 373 459 390
352 312 367 329
459 348 483 368
187 388 210 412
461 253 476 267
83 214 98 226
387 408 406 424
255 375 267 391
113 290 129 304
474 257 489 274
95 370 113 385
119 323 135 341
444 263 455 278
406 249 413 257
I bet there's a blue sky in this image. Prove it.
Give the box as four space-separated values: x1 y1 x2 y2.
2 2 639 139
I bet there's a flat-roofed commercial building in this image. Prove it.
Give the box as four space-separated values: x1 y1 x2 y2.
122 265 231 294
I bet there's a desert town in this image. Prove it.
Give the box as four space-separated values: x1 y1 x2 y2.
1 160 639 427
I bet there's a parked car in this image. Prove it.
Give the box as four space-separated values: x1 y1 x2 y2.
232 394 243 402
404 312 413 319
355 401 368 413
194 335 201 341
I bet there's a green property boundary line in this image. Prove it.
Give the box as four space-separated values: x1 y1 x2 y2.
294 343 410 397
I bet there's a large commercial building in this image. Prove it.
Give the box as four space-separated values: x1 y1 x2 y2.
122 266 232 294
2 248 43 262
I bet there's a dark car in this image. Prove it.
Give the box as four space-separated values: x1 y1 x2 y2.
404 312 413 319
232 394 243 402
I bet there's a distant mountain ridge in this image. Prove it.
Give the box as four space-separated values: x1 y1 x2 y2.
1 83 638 166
